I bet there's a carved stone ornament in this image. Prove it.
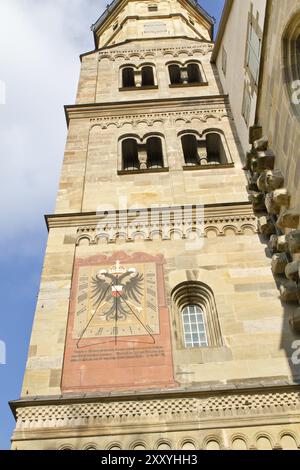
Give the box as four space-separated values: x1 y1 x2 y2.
253 136 269 152
287 230 300 254
279 280 299 302
285 260 300 282
258 216 276 237
277 210 300 230
271 253 289 275
251 150 275 173
265 189 290 215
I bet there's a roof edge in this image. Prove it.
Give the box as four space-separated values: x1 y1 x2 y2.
211 0 234 63
91 0 215 35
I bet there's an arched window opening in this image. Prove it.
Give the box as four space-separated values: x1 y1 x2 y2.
172 281 223 349
187 63 202 83
169 64 181 84
283 15 300 119
122 67 135 88
122 139 139 170
146 137 164 168
142 66 155 86
206 133 225 164
181 134 200 166
182 305 208 349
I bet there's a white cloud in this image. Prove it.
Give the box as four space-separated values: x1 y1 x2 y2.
0 0 106 251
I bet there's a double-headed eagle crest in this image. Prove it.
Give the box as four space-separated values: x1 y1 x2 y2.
91 261 144 321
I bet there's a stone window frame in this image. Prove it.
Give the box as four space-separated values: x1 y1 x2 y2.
171 281 223 350
119 62 158 90
282 10 300 120
178 128 234 170
166 59 208 88
117 132 169 175
244 4 263 93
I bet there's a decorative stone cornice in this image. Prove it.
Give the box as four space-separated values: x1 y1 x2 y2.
64 95 231 125
98 44 214 62
89 106 231 130
11 386 300 437
45 203 257 245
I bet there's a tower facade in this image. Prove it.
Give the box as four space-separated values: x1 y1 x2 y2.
10 0 300 450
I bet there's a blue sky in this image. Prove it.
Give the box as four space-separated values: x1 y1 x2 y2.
0 0 225 450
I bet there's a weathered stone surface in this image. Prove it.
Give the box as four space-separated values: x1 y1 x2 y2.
249 125 263 145
285 260 300 282
265 189 290 215
277 210 300 230
290 307 300 334
279 280 299 302
248 173 259 191
251 150 275 173
253 136 269 152
257 170 284 192
265 193 280 215
273 189 290 207
266 170 284 191
268 235 278 253
277 235 289 253
271 253 289 275
265 170 284 192
258 216 277 236
249 191 266 211
244 150 256 170
257 172 268 192
287 230 300 254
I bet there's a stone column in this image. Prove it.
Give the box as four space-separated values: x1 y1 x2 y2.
138 143 148 169
180 67 188 85
134 70 142 87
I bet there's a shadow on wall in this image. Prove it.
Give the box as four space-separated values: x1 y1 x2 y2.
245 128 300 383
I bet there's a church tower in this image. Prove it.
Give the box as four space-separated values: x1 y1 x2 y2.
10 0 300 450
